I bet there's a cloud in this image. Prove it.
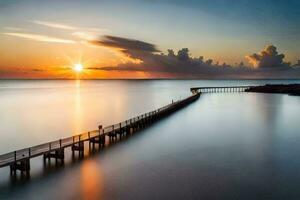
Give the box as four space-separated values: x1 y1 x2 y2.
72 28 110 41
72 31 109 40
245 45 290 68
4 27 25 31
33 20 111 44
72 31 97 40
89 35 228 75
33 20 77 30
3 32 75 44
89 35 300 78
90 35 160 58
32 68 47 72
85 28 110 33
293 60 300 67
177 48 190 61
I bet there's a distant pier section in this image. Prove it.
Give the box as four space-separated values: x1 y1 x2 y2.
190 86 252 94
190 84 300 96
0 92 200 175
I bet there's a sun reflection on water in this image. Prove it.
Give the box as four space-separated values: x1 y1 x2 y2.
74 79 83 135
80 159 103 200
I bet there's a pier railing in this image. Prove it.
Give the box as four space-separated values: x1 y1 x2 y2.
0 92 200 168
190 86 252 94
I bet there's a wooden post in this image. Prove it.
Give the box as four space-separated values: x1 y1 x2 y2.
28 148 31 157
59 139 62 148
98 125 102 136
14 151 16 162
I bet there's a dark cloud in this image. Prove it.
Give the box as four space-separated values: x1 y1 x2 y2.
293 60 300 67
89 35 300 78
177 48 190 61
167 49 176 57
32 68 47 72
245 45 290 68
90 35 160 59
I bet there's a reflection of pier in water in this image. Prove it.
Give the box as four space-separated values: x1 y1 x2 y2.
0 92 200 175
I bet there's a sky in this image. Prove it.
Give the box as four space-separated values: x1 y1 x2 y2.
0 0 299 79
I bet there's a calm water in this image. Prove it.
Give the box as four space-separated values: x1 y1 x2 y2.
0 80 300 200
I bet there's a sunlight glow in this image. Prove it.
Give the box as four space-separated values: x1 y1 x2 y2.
74 63 83 72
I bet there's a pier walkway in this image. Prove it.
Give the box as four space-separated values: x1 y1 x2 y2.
0 92 200 174
190 86 252 93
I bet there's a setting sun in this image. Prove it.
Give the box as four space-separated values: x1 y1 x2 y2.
74 63 83 72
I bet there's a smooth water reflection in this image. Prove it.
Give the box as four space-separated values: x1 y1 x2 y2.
0 80 300 200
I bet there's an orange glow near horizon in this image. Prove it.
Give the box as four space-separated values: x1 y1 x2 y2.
0 36 145 79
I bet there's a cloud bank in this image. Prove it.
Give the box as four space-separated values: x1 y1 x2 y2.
89 35 300 79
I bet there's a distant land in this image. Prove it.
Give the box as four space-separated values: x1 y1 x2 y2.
246 84 300 96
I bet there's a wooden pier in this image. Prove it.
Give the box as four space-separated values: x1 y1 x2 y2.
0 92 200 174
190 86 252 94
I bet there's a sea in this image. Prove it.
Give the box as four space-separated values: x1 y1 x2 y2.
0 79 300 200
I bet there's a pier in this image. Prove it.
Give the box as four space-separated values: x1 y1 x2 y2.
0 92 200 175
190 86 252 94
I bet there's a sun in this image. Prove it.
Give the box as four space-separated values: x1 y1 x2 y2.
74 63 83 72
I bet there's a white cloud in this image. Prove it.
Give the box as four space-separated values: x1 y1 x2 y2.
33 20 77 30
3 32 75 44
72 31 99 40
4 27 25 31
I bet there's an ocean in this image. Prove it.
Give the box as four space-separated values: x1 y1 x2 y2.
0 79 300 199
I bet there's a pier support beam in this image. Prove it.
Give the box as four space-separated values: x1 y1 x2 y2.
43 148 65 163
89 136 105 148
89 125 105 148
10 159 30 174
72 141 84 157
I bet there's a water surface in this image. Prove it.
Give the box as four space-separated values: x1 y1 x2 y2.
0 80 300 199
